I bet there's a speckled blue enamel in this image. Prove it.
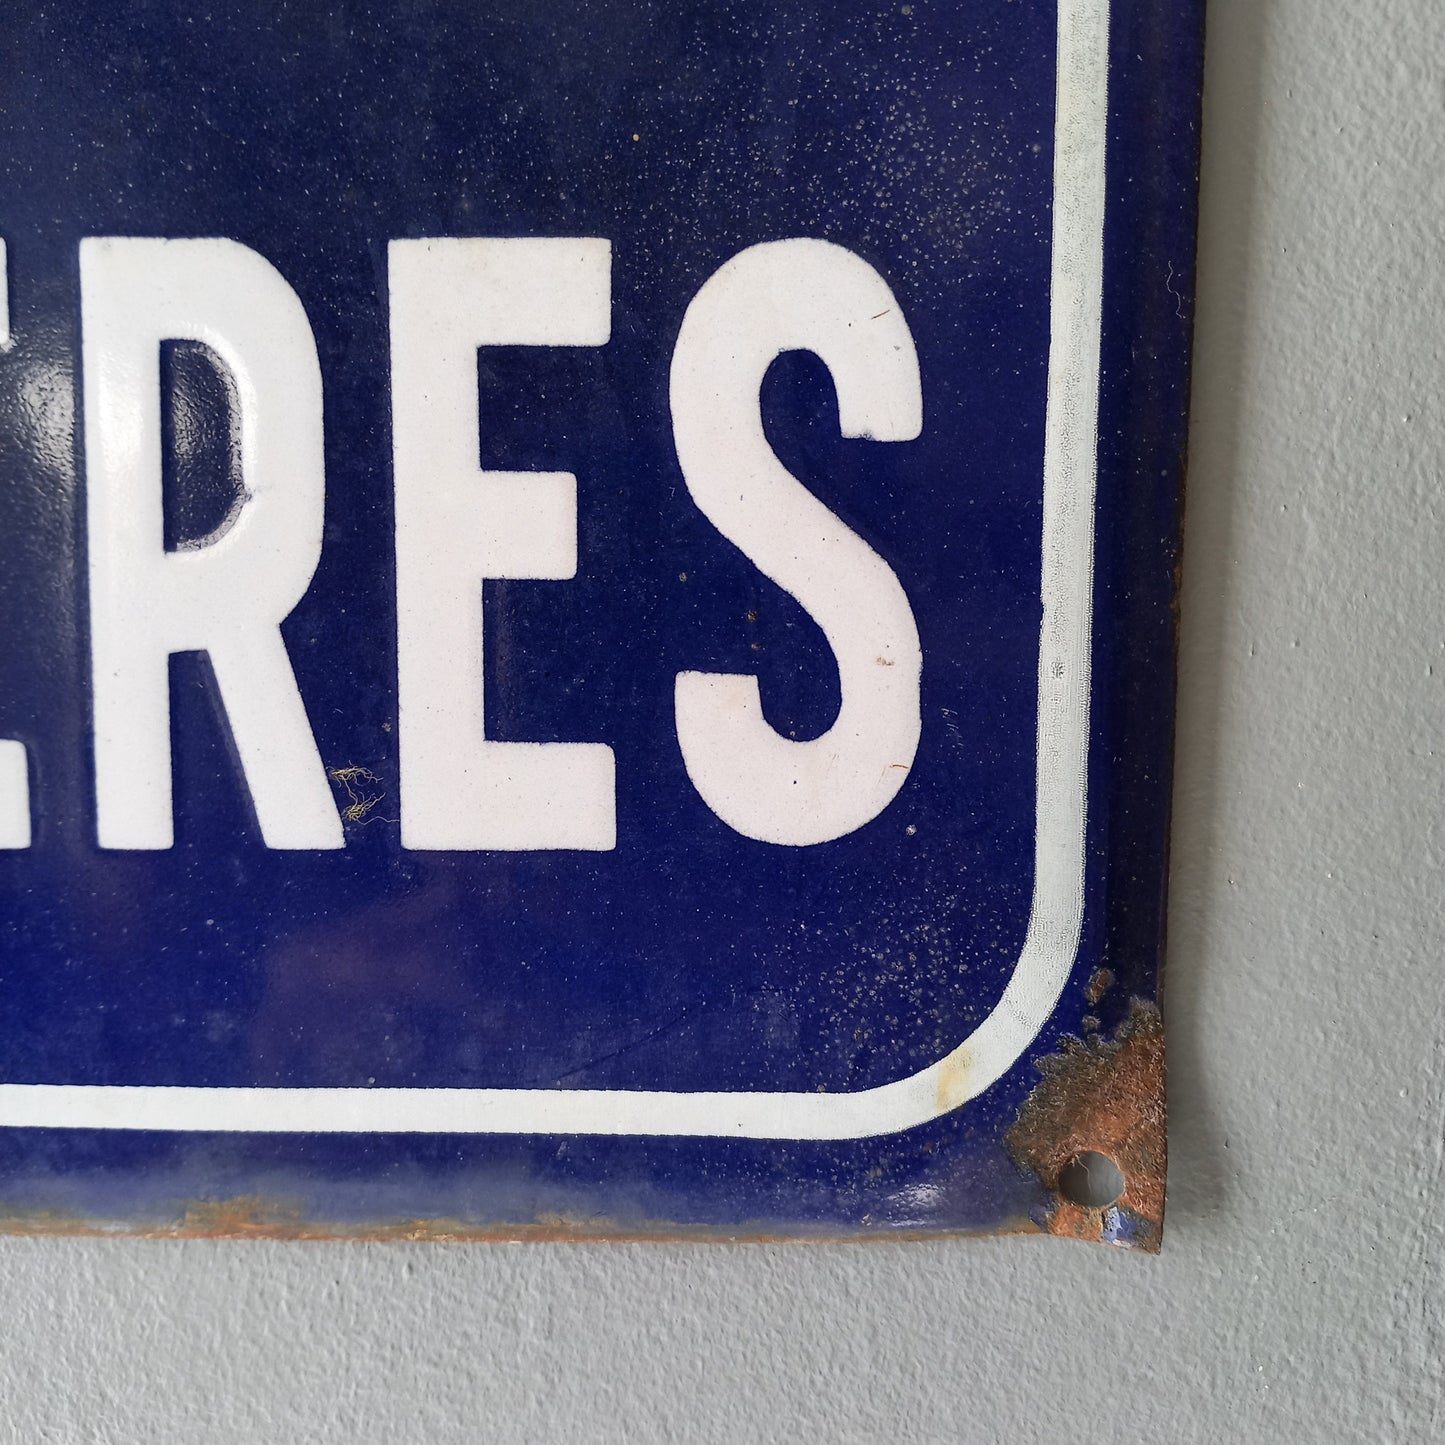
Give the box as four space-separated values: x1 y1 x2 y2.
0 0 1201 1234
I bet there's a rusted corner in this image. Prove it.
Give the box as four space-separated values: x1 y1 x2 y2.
1005 999 1166 1253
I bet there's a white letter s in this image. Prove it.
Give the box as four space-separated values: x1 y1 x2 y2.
671 239 923 846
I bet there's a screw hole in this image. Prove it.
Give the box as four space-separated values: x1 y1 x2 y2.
1057 1150 1126 1209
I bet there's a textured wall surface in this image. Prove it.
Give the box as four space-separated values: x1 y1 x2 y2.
1 0 1441 1439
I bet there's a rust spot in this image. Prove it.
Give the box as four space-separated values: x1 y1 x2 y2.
1005 999 1166 1252
935 1045 974 1113
1085 966 1114 1006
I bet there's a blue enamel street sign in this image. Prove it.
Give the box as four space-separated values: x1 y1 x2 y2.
0 1 1201 1246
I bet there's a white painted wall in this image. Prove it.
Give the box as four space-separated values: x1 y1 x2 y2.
1 0 1440 1438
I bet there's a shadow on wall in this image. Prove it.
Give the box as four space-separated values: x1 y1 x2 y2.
1166 0 1275 1225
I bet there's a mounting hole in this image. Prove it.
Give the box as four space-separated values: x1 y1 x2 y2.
1058 1151 1126 1209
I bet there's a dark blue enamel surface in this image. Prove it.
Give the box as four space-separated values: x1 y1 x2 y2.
0 0 1202 1234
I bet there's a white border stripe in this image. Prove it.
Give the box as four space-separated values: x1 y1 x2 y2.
0 237 10 350
0 0 1110 1139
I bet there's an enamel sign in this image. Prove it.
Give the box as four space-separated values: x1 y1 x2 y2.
0 0 1201 1246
